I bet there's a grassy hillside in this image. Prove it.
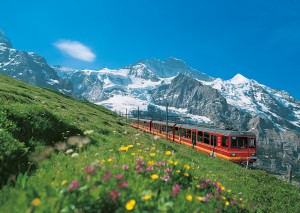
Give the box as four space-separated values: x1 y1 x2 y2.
0 73 299 212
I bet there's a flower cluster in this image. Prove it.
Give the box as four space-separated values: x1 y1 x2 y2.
54 132 253 212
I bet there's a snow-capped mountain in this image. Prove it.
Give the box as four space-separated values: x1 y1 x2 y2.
1 32 300 175
0 31 73 94
207 73 300 129
53 61 300 175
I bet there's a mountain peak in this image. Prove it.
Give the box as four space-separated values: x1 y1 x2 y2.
230 73 250 84
0 31 13 48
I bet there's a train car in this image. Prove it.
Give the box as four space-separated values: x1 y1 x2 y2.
130 118 257 164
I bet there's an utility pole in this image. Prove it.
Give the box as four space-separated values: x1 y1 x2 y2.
166 101 168 140
137 107 140 128
125 108 128 124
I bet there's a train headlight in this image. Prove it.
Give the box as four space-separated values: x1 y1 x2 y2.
231 153 236 157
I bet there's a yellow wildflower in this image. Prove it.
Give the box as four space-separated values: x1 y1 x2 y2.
128 145 134 148
138 149 142 152
184 173 189 177
225 201 230 206
167 160 174 164
118 146 129 151
101 159 106 163
227 189 231 193
221 196 226 200
148 160 155 166
184 164 190 170
151 174 158 180
174 161 178 165
142 195 152 200
136 143 141 146
196 196 203 201
61 179 68 186
125 199 136 211
240 198 243 201
151 147 155 150
176 169 181 173
186 195 193 201
131 153 136 156
165 150 172 156
31 198 41 207
221 186 225 191
150 153 156 157
196 184 200 189
241 203 246 208
107 158 112 162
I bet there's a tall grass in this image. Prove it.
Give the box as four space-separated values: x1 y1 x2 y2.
0 73 299 212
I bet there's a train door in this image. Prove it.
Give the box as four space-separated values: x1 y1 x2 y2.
210 134 217 157
192 130 197 149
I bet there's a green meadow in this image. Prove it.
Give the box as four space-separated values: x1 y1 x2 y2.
0 73 299 212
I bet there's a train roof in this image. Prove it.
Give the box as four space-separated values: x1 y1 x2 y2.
131 118 256 137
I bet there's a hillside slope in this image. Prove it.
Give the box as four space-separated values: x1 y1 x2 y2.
1 30 299 176
0 74 299 212
0 73 119 184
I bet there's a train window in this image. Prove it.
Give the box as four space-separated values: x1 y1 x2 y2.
231 137 248 148
180 128 186 138
156 124 160 130
249 138 256 148
197 131 203 142
204 132 209 144
175 127 179 136
222 136 228 147
211 135 217 146
162 125 166 132
187 130 191 138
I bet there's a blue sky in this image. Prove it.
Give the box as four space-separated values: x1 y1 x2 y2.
1 0 300 100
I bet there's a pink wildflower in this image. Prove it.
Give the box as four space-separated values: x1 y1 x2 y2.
67 180 80 191
136 165 143 173
156 160 166 167
206 179 211 184
201 196 208 203
115 173 123 180
85 166 95 174
122 164 129 170
146 166 154 172
171 184 181 197
231 200 237 205
201 183 207 189
217 187 222 193
136 157 144 166
206 193 214 199
165 167 172 174
117 181 128 188
102 170 111 181
108 189 120 201
162 174 170 182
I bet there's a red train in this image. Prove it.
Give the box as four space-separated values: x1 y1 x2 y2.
130 118 257 165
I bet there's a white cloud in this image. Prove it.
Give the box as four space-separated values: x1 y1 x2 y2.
54 40 96 62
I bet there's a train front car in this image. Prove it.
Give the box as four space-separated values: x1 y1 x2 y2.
226 131 257 164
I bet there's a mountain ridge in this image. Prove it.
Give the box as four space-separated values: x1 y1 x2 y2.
1 32 300 175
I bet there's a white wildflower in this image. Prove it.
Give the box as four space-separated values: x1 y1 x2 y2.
65 149 74 154
71 153 79 158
